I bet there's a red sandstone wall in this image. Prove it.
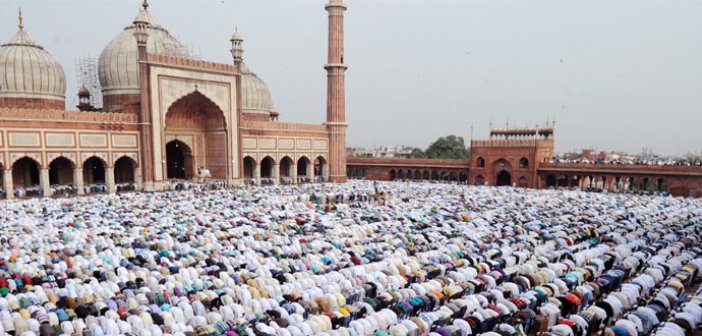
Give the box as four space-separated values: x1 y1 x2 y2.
0 97 64 110
242 114 271 122
102 94 140 114
0 108 139 131
347 157 470 181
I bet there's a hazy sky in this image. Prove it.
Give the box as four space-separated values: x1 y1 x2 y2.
2 0 701 155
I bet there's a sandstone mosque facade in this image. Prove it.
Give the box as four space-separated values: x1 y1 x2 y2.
0 0 349 198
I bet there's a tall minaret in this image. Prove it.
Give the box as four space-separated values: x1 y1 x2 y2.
134 0 155 190
325 0 348 183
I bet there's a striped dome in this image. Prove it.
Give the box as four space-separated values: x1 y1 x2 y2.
0 27 66 102
240 62 276 117
98 6 188 96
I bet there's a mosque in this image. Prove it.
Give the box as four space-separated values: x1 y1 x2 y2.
0 0 348 198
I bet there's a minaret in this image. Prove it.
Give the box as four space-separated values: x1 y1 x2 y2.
325 0 348 183
134 1 155 190
230 28 244 69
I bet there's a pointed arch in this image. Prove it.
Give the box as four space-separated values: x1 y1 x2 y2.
261 156 275 178
243 156 256 179
166 140 193 179
314 156 327 181
165 90 228 179
297 156 311 182
114 156 137 184
280 156 294 179
83 156 107 185
12 156 41 188
49 156 75 186
496 170 512 186
165 90 227 130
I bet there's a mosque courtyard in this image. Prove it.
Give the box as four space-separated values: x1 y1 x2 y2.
0 182 700 336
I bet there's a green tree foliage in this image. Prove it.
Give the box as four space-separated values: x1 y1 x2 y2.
409 147 426 158
412 135 470 160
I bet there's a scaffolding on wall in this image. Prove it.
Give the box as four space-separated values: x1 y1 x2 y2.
75 56 103 109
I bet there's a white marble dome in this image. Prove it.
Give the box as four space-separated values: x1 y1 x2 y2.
240 61 276 117
98 6 188 96
0 27 66 102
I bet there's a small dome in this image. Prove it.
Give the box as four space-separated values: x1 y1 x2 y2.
0 27 66 103
78 85 90 96
239 62 276 117
231 30 243 42
98 6 188 96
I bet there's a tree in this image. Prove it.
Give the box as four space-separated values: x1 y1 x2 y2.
409 147 425 158
423 135 470 160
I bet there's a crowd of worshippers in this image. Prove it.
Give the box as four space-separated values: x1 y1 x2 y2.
0 181 701 336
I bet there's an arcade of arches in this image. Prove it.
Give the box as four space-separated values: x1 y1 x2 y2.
543 174 671 193
240 155 327 184
345 155 698 195
164 91 228 180
0 155 139 198
387 169 468 182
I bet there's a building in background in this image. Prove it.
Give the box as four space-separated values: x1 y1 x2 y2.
348 122 702 197
0 0 348 198
347 145 414 159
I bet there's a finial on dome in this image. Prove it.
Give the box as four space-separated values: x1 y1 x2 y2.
231 26 243 42
18 7 24 31
142 0 149 10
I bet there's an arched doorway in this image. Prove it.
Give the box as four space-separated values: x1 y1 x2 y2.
493 159 512 186
440 171 448 181
83 157 106 185
13 157 40 187
423 170 430 180
165 91 227 179
389 169 396 181
546 174 556 187
261 156 274 178
166 140 192 179
314 156 327 181
496 170 512 186
475 175 485 186
280 156 293 183
297 157 311 181
114 156 137 184
414 170 421 180
243 156 256 179
431 170 439 180
49 157 74 186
